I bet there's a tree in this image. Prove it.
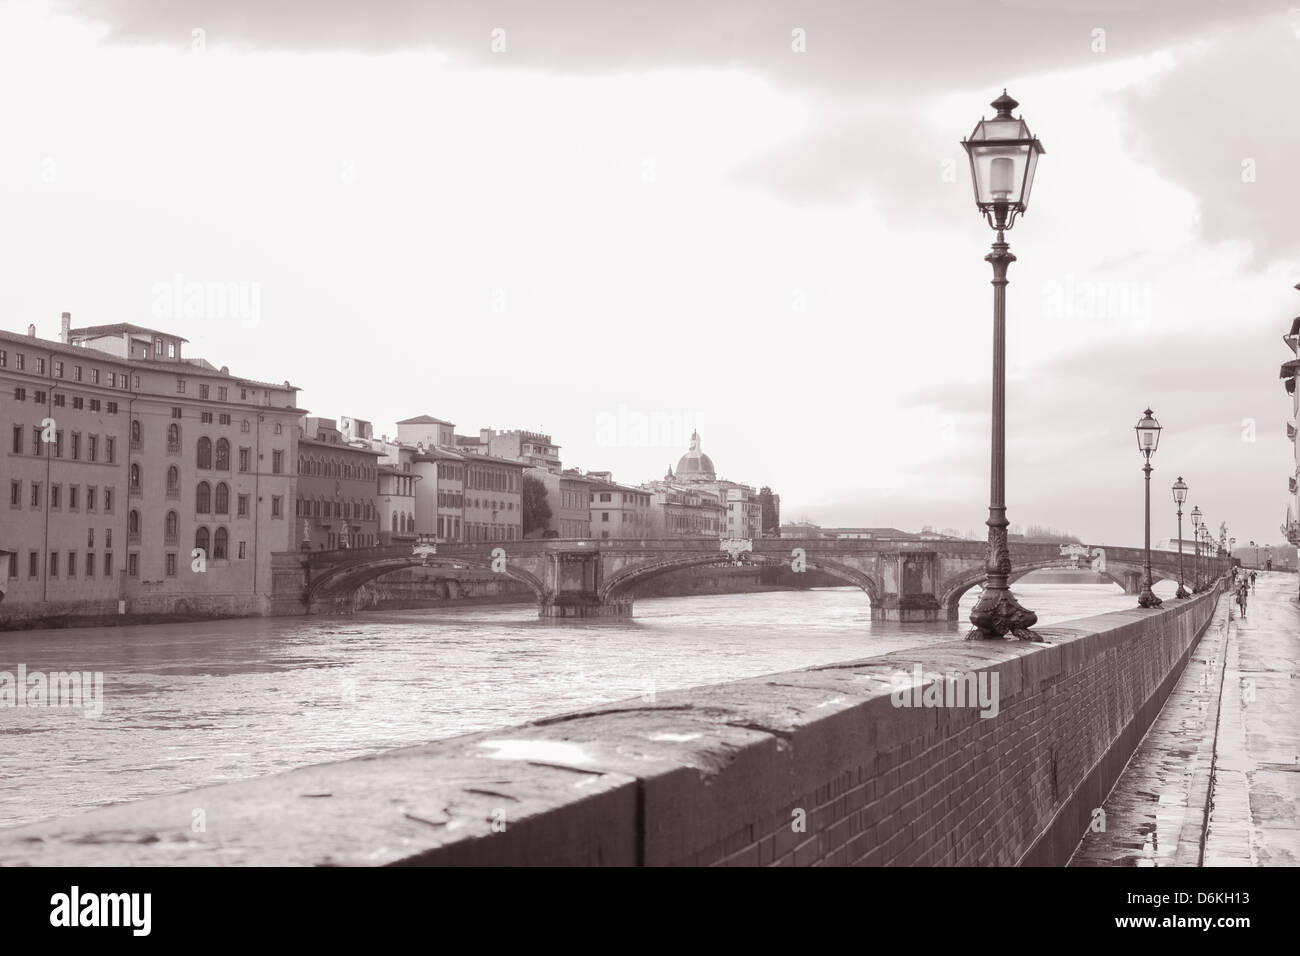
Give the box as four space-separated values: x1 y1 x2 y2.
521 474 552 537
758 486 780 535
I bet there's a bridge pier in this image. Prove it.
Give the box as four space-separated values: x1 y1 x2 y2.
540 592 632 619
871 551 942 622
1118 570 1144 595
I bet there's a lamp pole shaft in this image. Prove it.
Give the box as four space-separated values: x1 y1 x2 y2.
1175 507 1187 598
968 232 1038 639
1138 462 1160 607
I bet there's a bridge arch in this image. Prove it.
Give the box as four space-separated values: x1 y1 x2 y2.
937 559 1172 613
305 554 546 609
599 551 880 606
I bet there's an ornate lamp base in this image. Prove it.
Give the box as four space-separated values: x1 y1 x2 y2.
1175 584 1189 599
1137 586 1163 608
967 586 1040 641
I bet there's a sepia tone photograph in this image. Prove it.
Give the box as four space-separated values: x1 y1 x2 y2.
0 0 1295 928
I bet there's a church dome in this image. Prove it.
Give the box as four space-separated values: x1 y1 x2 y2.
675 431 716 480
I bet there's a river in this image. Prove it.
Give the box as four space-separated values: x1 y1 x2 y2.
0 578 1180 830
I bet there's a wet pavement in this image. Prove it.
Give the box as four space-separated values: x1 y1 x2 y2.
1070 572 1299 867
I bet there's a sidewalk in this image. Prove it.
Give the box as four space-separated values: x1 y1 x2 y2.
1202 572 1300 866
1070 572 1299 866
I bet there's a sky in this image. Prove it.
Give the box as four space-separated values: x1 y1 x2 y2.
1 0 1297 548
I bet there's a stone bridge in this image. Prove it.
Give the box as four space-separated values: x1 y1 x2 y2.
271 537 1226 620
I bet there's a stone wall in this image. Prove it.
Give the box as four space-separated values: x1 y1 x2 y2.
0 585 1222 865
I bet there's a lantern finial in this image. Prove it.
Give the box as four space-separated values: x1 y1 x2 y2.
991 91 1019 116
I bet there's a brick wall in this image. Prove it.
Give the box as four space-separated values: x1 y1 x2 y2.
0 585 1221 865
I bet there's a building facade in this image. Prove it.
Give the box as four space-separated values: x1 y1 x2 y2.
587 475 653 539
485 429 562 473
525 467 593 538
295 417 381 550
1281 312 1300 582
1 317 301 623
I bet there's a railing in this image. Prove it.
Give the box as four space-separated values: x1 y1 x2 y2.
166 441 181 456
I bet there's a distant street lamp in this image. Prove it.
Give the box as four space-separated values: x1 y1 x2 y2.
1172 476 1189 598
1134 408 1163 608
961 90 1046 641
1190 505 1202 591
1229 536 1235 557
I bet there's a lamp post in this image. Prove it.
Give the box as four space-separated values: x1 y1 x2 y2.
1190 505 1202 591
1172 476 1189 598
1135 408 1163 608
961 90 1045 641
1229 536 1235 558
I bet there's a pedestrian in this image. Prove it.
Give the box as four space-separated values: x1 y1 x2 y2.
1250 570 1256 590
1236 579 1248 618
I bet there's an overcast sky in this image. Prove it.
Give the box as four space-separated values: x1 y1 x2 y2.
2 0 1297 547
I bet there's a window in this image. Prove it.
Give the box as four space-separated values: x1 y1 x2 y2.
167 466 179 495
128 509 140 538
130 419 142 447
241 419 250 433
218 387 228 401
9 480 19 507
167 423 180 451
105 437 115 464
171 407 182 419
71 432 80 459
197 437 212 469
0 349 5 367
195 526 210 554
129 463 141 491
86 552 95 577
87 434 97 462
271 496 283 518
105 528 112 548
88 528 94 548
154 337 163 356
127 553 138 577
72 396 83 409
73 365 81 381
13 387 25 402
107 372 117 388
602 512 610 522
196 482 211 514
176 378 186 393
89 399 100 412
238 541 246 559
31 482 41 507
16 354 24 371
49 551 58 577
218 413 230 425
133 375 140 389
7 554 16 579
53 430 63 457
104 488 113 513
215 438 230 470
87 486 96 511
11 426 21 454
106 401 117 414
166 553 177 576
168 342 175 358
213 527 228 560
274 423 282 435
31 427 41 456
36 358 46 374
201 411 213 424
272 450 283 474
165 510 178 543
199 384 209 399
240 388 248 400
53 393 65 407
237 494 249 517
104 552 113 576
69 485 78 510
28 551 38 578
67 552 76 577
215 482 229 514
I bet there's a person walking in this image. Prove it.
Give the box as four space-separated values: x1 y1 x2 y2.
1236 578 1249 618
1250 570 1257 591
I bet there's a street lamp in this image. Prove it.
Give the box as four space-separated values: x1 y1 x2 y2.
1190 505 1202 591
1172 476 1189 598
1134 408 1163 608
962 90 1046 641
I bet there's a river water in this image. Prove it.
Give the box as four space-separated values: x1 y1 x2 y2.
0 578 1180 830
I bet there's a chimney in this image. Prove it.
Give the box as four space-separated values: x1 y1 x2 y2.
60 312 71 344
27 324 35 338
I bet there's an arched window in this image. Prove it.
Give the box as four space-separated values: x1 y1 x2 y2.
392 512 398 532
213 527 228 560
215 438 230 470
130 419 142 445
165 510 178 539
128 509 140 535
215 482 229 514
196 481 211 514
167 465 179 492
167 423 180 447
195 526 209 554
197 437 212 469
129 463 141 489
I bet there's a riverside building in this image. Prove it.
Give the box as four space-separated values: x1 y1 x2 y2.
0 316 302 625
